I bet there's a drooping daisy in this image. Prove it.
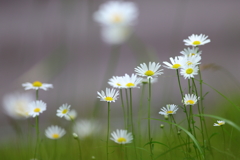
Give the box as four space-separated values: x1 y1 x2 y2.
64 109 78 121
93 1 138 27
163 56 185 70
108 76 124 89
121 73 142 88
183 94 199 106
159 104 178 116
28 100 46 117
45 125 66 139
2 92 34 119
56 104 71 118
180 65 199 79
180 47 202 57
22 81 53 91
213 120 225 126
101 26 132 45
97 88 119 102
183 34 211 46
135 62 163 79
110 129 133 144
73 119 102 139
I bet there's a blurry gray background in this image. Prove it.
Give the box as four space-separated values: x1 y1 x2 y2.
1 0 240 139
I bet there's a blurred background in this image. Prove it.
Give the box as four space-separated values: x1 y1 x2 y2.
1 0 240 141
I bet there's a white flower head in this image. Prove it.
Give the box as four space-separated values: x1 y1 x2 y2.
183 34 211 46
135 62 163 79
108 76 124 89
97 88 119 102
2 92 34 119
183 94 199 106
180 65 199 79
56 103 71 118
110 129 133 144
22 81 53 91
159 104 178 116
182 55 201 67
45 125 66 139
101 26 132 45
121 73 142 88
73 119 102 139
180 47 202 57
213 120 225 126
163 56 185 70
64 109 78 121
93 1 138 27
28 100 46 117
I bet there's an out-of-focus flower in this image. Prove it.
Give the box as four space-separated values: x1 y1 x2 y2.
2 92 34 119
110 129 133 144
183 94 199 106
108 76 124 89
135 62 163 79
180 47 202 57
180 65 199 79
213 120 225 126
64 109 78 121
45 125 66 139
121 73 142 88
159 104 178 116
97 88 119 102
93 1 138 27
22 81 53 91
56 104 71 118
141 77 158 84
73 119 101 139
183 34 210 46
28 100 46 117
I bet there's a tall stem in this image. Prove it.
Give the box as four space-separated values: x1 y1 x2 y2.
148 78 153 159
106 102 110 160
120 89 127 129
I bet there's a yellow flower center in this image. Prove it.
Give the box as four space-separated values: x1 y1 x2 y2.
117 83 121 86
105 97 113 101
186 100 195 104
117 137 127 143
186 68 193 74
112 14 122 23
34 108 41 113
52 134 60 139
193 41 201 45
62 109 68 114
167 110 173 114
187 61 193 65
32 81 43 87
145 70 154 76
172 64 181 69
190 53 196 56
126 83 135 87
218 122 224 126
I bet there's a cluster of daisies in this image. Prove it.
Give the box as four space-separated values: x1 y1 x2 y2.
93 1 138 45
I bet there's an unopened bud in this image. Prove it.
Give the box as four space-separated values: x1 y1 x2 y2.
73 133 78 139
164 115 168 120
160 124 164 129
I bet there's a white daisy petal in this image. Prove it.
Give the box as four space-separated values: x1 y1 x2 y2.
110 129 133 144
22 81 53 91
135 62 163 79
45 125 66 139
183 94 199 106
28 100 47 117
159 104 178 116
183 34 210 46
97 88 119 102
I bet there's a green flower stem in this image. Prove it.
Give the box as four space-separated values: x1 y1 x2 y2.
129 88 138 159
33 115 39 159
76 138 83 160
120 89 127 129
125 89 130 130
148 78 153 160
106 102 110 160
221 126 227 160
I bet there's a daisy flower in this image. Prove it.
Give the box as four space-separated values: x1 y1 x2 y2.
180 47 202 57
183 55 201 66
28 100 46 117
64 109 77 121
108 76 124 89
121 73 142 88
97 88 119 102
180 65 199 79
183 94 199 106
93 1 138 27
110 129 133 144
22 81 53 91
45 125 66 139
101 26 132 45
163 56 185 69
213 120 225 126
159 104 178 116
2 92 34 119
56 103 71 118
135 62 163 79
183 34 211 46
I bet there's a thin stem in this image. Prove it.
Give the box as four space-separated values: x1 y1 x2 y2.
120 89 127 129
76 138 83 160
148 78 153 160
33 115 39 159
221 126 227 160
125 89 130 130
106 102 110 160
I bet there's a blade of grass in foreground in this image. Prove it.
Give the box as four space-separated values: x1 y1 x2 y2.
151 118 204 159
194 114 240 132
